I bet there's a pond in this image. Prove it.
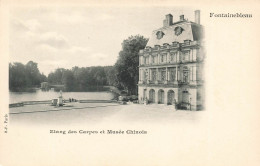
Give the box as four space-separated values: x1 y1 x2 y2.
9 89 115 104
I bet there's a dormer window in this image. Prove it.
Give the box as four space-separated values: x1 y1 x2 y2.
174 26 184 36
172 41 179 47
162 43 169 49
154 45 160 48
156 31 165 40
184 40 191 45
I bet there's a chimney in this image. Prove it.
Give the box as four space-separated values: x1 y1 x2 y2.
195 10 200 24
180 15 184 21
163 14 173 26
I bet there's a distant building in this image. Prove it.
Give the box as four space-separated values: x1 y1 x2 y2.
138 10 205 110
40 82 49 90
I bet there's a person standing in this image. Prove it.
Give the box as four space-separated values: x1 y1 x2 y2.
174 99 177 111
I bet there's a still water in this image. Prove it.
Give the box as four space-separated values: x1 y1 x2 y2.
9 89 115 104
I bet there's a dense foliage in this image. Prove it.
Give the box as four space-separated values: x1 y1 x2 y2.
9 61 47 91
114 35 148 95
9 35 148 94
47 66 117 91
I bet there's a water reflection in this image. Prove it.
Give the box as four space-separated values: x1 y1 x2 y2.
9 89 114 104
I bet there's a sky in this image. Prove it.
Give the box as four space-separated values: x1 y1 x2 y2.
9 7 198 75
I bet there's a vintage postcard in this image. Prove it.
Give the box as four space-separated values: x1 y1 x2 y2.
0 0 260 166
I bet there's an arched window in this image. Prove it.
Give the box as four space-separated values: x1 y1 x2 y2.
167 90 175 105
149 89 155 103
182 90 189 103
158 89 165 104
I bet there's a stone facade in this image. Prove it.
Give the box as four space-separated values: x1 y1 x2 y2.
138 10 205 110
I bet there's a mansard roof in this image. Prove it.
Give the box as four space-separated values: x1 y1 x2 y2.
146 20 204 47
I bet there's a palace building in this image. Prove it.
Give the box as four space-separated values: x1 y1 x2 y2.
138 10 205 110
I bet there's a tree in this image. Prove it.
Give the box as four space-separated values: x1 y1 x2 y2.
9 62 27 89
114 35 148 95
47 68 66 84
39 73 47 83
104 66 117 86
62 69 75 91
25 61 41 86
47 66 114 92
9 61 47 91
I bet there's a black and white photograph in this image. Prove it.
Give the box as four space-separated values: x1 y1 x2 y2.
8 7 205 125
1 1 260 166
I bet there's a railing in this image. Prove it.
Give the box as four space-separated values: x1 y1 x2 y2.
151 47 159 51
139 59 199 67
139 80 180 85
160 46 168 50
181 41 198 47
171 43 180 48
178 81 189 85
144 48 151 52
140 41 200 55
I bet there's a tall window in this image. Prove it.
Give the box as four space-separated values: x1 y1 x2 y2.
170 52 177 62
161 55 164 63
169 68 176 81
160 54 167 63
197 92 201 101
161 70 166 81
183 51 190 62
144 70 148 81
152 56 156 64
182 90 189 103
183 71 189 82
183 67 189 83
145 57 149 64
152 70 156 81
